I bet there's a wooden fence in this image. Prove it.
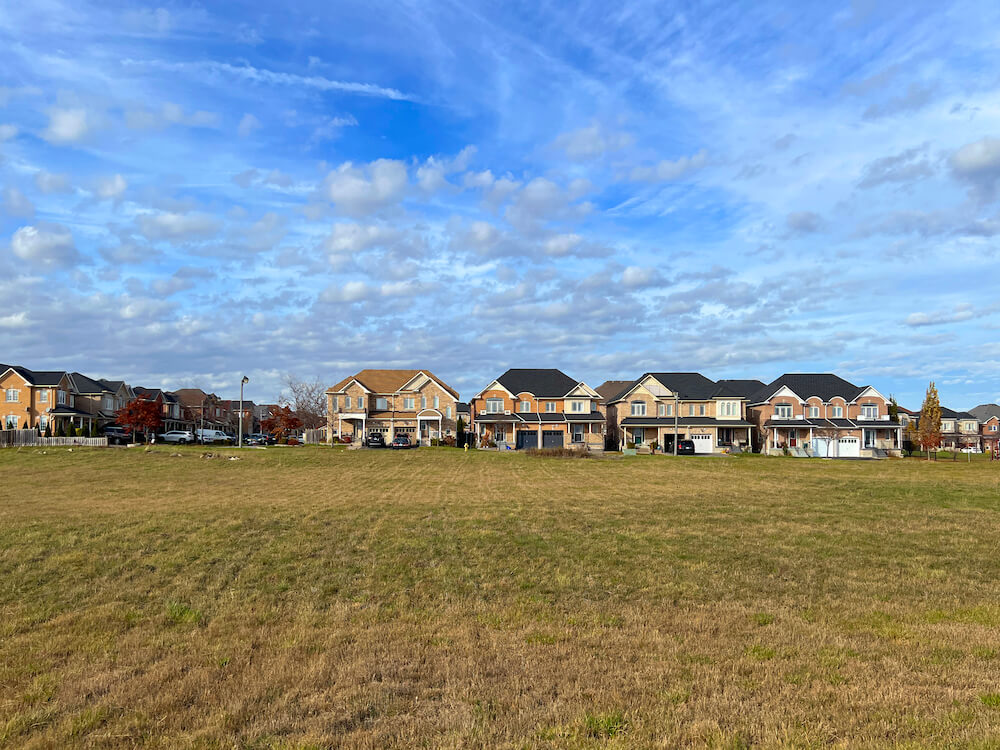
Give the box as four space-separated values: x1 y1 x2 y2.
0 430 108 448
302 428 326 444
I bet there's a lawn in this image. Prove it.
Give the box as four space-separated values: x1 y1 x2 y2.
1 446 1000 748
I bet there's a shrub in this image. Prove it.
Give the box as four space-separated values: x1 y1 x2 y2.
431 438 440 447
44 423 52 438
442 435 456 447
626 441 636 449
584 711 628 738
525 447 591 459
650 440 659 452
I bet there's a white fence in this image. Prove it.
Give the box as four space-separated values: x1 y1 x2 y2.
0 430 108 448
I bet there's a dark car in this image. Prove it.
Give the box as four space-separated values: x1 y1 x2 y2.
390 434 412 450
676 439 696 455
102 425 130 445
367 433 386 448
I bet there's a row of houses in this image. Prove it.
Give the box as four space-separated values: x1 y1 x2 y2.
324 368 1000 458
1 363 279 436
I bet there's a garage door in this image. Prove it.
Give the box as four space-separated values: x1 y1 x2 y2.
811 438 831 458
837 437 860 458
516 431 538 450
542 431 564 448
690 434 713 454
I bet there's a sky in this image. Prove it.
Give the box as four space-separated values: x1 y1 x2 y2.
2 0 1000 409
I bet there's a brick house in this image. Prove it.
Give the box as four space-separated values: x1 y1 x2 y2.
133 388 192 432
937 407 980 451
173 388 227 429
608 373 760 453
1 364 84 433
69 373 131 429
326 369 460 445
470 368 605 450
970 404 1000 454
748 373 902 457
596 380 632 449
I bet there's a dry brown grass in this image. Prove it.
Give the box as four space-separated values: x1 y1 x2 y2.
1 446 1000 748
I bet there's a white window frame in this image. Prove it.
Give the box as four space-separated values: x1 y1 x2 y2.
658 403 665 417
433 396 439 409
356 396 363 409
4 414 19 429
572 424 584 443
331 396 338 411
446 406 452 419
832 406 843 418
698 404 706 416
404 397 416 410
861 403 878 420
666 403 673 417
775 403 793 419
519 400 531 413
485 398 503 414
545 402 556 413
39 389 49 403
630 401 646 417
57 390 67 405
808 406 819 418
375 397 388 410
569 400 584 413
421 396 427 409
5 389 18 402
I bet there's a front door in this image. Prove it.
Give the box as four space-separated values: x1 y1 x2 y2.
788 429 797 448
632 428 643 445
864 429 876 448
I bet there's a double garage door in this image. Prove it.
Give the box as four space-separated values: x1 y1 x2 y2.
515 431 564 449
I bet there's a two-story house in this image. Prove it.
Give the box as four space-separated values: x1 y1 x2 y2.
218 399 256 435
69 373 131 429
326 369 460 445
470 368 604 450
748 373 902 458
608 373 760 453
596 380 632 450
173 388 226 429
936 407 980 451
1 364 83 433
133 388 190 432
970 404 1000 455
98 379 135 419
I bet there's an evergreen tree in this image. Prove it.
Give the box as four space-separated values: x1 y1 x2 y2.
44 422 52 438
918 382 942 461
888 395 899 421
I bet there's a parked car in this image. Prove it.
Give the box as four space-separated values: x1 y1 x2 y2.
367 433 386 448
676 439 696 455
102 425 130 445
160 430 195 444
245 433 275 446
390 434 413 450
195 428 233 444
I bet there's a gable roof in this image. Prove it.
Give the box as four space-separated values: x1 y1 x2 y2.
70 372 111 394
494 368 580 398
969 403 1000 421
612 372 726 402
98 379 127 392
596 380 632 402
750 373 864 404
939 406 976 420
327 369 459 399
1 365 68 387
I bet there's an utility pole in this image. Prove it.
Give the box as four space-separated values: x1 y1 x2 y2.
238 376 249 448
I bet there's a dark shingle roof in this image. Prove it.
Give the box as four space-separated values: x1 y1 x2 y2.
611 372 727 402
98 379 126 392
715 379 766 399
750 374 864 404
596 380 632 402
969 404 1000 421
495 369 580 398
70 372 109 394
939 406 976 420
2 365 68 386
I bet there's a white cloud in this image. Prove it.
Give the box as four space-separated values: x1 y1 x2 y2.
136 212 222 241
904 303 993 327
630 150 708 182
10 223 80 268
555 123 633 161
2 187 34 218
320 280 372 303
127 102 219 130
504 177 592 234
949 137 1000 201
0 124 17 141
237 113 261 137
786 211 823 234
312 114 358 141
96 173 127 201
34 171 71 194
324 223 398 255
42 108 91 144
325 159 408 215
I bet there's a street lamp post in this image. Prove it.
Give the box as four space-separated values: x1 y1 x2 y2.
673 393 679 456
238 376 249 448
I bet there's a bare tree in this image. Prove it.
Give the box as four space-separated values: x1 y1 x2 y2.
279 375 328 429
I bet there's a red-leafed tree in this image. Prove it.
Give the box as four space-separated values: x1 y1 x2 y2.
116 399 163 441
261 405 302 442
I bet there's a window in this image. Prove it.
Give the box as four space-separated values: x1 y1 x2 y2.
57 390 67 405
688 404 694 416
545 402 556 413
4 415 18 429
942 422 953 432
861 403 878 420
630 401 646 417
486 398 503 413
569 400 584 413
666 403 673 417
356 396 363 409
632 428 644 445
832 406 843 418
39 415 48 430
965 422 976 431
5 389 18 402
103 397 113 410
421 396 427 409
718 401 737 417
519 400 531 413
991 425 997 432
404 397 416 410
39 390 49 403
775 403 792 419
809 406 819 418
375 397 388 410
331 396 338 411
572 425 584 443
698 404 706 416
446 407 452 419
658 403 665 417
433 396 439 409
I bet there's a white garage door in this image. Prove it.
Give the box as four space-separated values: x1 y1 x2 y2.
812 438 831 457
837 437 860 458
691 434 713 454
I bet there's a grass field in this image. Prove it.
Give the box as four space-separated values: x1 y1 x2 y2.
2 447 1000 748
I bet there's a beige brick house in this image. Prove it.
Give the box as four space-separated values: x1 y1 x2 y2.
326 369 460 445
608 373 761 453
470 368 605 450
1 364 83 433
747 373 902 457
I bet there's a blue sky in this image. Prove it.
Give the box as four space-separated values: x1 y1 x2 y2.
2 0 1000 409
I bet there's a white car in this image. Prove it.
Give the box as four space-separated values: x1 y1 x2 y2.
194 429 233 444
160 430 195 444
